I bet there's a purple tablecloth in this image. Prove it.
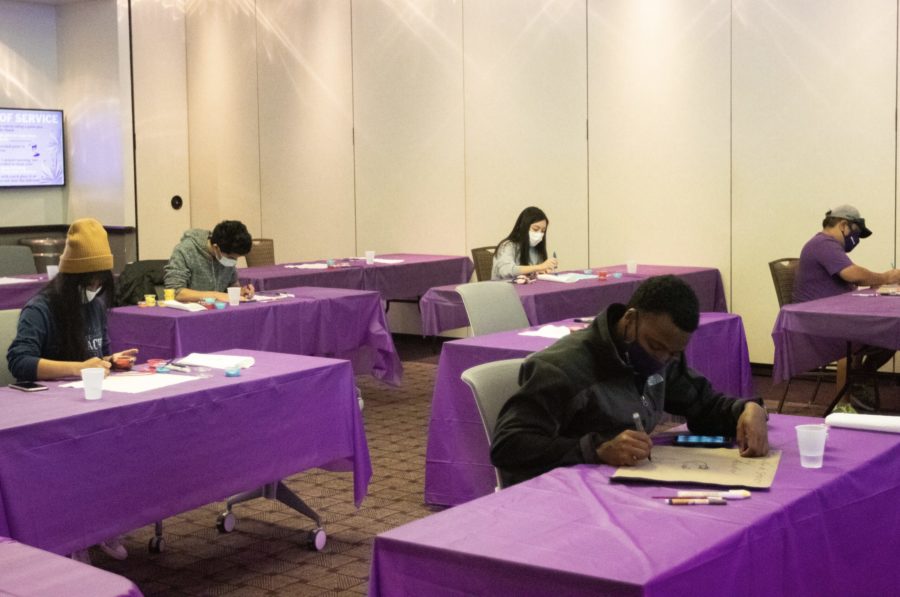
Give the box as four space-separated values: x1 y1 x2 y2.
0 349 371 556
419 264 727 336
772 290 900 383
424 313 754 506
0 274 46 310
0 536 142 596
239 253 474 301
108 286 402 385
375 414 900 596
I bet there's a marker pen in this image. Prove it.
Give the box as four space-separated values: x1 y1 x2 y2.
673 489 751 500
632 412 651 462
664 497 726 505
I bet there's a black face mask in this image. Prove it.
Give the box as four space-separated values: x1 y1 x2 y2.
843 228 860 253
626 312 665 378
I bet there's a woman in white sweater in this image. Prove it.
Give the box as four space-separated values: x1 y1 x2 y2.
491 206 558 280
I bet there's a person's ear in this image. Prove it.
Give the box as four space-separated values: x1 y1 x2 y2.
623 308 637 340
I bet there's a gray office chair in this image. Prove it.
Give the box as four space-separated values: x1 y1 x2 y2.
456 282 529 336
0 246 38 276
461 358 525 491
0 309 22 386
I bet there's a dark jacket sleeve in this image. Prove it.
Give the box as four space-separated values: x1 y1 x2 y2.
491 358 608 483
663 360 749 435
6 301 52 382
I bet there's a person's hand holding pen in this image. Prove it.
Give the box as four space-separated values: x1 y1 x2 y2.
595 417 652 466
539 253 559 273
240 283 255 300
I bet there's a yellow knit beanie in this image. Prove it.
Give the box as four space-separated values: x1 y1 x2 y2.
58 218 114 274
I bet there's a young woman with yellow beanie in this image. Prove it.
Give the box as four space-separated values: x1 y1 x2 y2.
5 218 137 563
7 218 138 382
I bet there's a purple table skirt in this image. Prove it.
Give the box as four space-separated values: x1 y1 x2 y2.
375 414 900 597
109 286 402 385
424 313 754 506
239 253 474 300
0 274 46 310
419 264 727 336
0 536 142 596
0 350 371 555
772 291 900 383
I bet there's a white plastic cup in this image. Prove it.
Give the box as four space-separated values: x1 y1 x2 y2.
227 287 241 306
626 261 638 274
365 250 376 265
795 424 828 468
81 367 105 401
45 265 59 280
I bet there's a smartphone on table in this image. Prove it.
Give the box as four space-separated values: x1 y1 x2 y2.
673 434 732 448
8 381 48 392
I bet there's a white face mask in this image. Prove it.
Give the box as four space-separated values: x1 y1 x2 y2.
84 287 101 303
214 245 238 268
528 230 544 247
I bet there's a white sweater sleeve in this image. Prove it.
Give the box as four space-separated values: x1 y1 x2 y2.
491 241 521 280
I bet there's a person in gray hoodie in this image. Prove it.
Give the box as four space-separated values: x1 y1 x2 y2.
164 220 254 302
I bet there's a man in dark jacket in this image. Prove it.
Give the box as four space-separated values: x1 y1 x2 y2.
491 275 769 486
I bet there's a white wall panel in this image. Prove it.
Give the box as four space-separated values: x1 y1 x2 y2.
464 0 587 270
352 0 465 256
256 0 354 262
0 1 64 225
185 0 261 235
58 0 133 226
132 0 192 260
588 0 731 286
733 0 897 363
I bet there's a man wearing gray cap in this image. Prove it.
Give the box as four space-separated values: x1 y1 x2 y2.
794 204 900 410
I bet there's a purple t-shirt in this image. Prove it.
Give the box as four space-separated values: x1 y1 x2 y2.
793 232 853 302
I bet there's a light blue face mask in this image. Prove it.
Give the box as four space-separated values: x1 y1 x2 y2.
213 245 238 267
84 287 101 303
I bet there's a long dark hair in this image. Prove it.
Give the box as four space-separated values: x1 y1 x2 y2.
496 206 549 266
42 271 114 360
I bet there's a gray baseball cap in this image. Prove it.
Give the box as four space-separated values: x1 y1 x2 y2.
827 204 872 238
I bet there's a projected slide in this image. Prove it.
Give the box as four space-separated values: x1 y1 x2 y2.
0 108 65 187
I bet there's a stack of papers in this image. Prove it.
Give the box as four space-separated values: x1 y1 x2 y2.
875 285 900 296
176 353 255 370
537 273 597 284
285 263 328 270
519 325 571 339
62 374 200 394
0 277 34 285
160 300 207 312
354 257 404 264
250 292 294 302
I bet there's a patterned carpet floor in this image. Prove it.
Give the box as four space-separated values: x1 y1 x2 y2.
90 336 899 595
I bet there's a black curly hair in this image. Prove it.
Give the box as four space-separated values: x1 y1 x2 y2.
210 220 252 255
627 275 700 333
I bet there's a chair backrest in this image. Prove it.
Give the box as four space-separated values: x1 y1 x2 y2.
456 281 529 336
0 246 37 276
470 246 496 282
0 309 22 386
115 260 169 306
461 357 525 490
245 238 275 267
769 258 799 307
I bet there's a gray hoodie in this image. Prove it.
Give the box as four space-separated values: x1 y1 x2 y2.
164 229 238 293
